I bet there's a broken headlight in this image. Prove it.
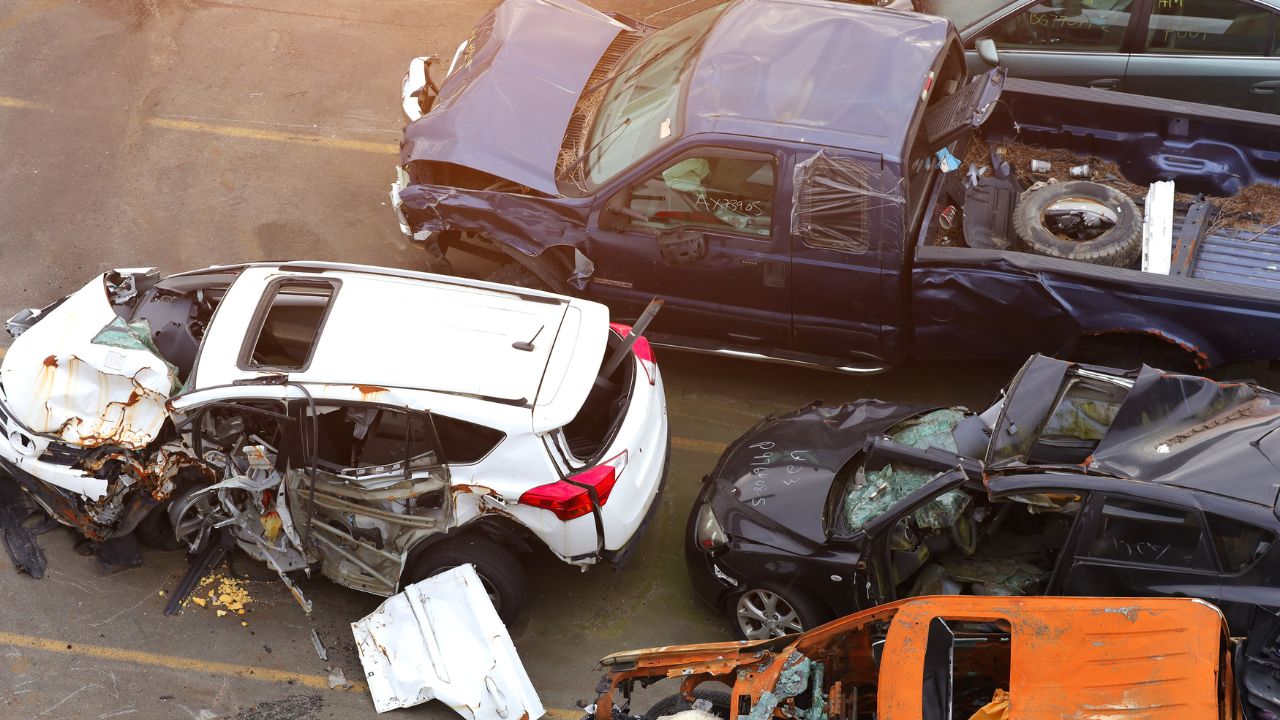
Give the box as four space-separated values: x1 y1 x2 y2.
694 503 728 551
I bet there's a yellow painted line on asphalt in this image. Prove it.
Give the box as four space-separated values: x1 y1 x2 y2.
146 117 399 155
0 629 368 693
0 0 71 34
0 96 51 111
673 436 726 456
0 629 588 717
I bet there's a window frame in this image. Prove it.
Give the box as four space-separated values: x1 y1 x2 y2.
432 413 506 466
1137 0 1280 58
1080 493 1218 572
967 0 1146 54
238 276 342 374
612 146 780 242
297 400 445 480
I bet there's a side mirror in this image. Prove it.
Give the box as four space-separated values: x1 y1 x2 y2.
976 38 1000 68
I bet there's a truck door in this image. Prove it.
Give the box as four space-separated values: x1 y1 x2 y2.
592 145 791 348
788 149 888 363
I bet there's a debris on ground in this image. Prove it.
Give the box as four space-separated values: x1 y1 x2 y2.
352 564 543 717
223 693 324 720
326 667 346 690
310 629 328 661
177 568 256 619
0 471 51 578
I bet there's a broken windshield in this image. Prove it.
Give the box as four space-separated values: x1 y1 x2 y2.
581 4 726 188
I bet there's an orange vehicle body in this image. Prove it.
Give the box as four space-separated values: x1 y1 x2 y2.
590 596 1237 720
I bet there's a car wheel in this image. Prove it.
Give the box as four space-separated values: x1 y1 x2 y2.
1013 181 1141 267
403 535 526 625
642 690 732 720
137 469 208 551
731 585 829 640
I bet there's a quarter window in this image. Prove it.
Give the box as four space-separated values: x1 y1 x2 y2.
1209 514 1273 573
434 414 505 464
1145 0 1278 56
626 154 775 237
1088 497 1208 569
984 0 1136 52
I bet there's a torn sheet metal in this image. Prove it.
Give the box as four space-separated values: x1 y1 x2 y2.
352 564 543 718
845 409 969 532
398 184 590 274
400 0 626 196
1 273 176 450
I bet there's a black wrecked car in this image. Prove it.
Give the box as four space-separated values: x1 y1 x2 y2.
687 354 1280 640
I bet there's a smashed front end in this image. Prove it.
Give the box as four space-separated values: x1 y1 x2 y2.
0 270 214 546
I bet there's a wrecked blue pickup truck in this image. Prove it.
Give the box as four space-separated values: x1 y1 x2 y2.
392 0 1280 373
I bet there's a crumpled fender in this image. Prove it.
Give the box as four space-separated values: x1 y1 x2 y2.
399 183 591 264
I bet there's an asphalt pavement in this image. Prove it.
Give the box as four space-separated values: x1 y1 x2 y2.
0 1 1020 717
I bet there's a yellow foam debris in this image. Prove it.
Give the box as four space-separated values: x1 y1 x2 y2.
185 571 254 619
216 610 227 618
192 597 207 607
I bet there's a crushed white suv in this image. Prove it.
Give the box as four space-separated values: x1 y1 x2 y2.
0 262 668 621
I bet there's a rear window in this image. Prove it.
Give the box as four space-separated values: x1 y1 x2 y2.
245 280 337 370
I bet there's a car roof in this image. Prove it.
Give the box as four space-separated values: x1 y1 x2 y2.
684 0 952 160
189 262 608 425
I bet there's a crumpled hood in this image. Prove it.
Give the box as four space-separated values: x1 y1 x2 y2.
400 0 627 197
712 400 924 545
1 274 177 450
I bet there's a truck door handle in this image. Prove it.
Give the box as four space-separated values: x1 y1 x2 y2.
1087 78 1120 90
1251 80 1280 95
762 260 786 289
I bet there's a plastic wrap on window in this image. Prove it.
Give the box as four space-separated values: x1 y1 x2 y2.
791 149 904 255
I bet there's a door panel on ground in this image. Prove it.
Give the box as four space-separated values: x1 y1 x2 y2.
1060 495 1223 607
604 148 790 347
1126 0 1280 112
965 0 1135 87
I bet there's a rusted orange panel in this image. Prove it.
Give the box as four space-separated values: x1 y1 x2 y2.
877 596 1227 720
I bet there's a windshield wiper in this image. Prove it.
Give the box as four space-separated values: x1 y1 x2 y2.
583 35 692 97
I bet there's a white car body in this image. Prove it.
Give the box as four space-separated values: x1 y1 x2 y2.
0 262 668 601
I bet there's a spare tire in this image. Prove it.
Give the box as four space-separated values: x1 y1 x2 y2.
1012 181 1141 267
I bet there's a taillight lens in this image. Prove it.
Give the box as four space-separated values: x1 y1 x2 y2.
518 451 628 521
610 322 656 384
694 503 728 550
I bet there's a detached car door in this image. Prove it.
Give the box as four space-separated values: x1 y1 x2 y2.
1056 494 1224 608
1125 0 1280 113
965 0 1139 90
593 143 792 349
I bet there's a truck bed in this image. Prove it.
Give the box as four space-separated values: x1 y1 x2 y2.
1183 221 1280 291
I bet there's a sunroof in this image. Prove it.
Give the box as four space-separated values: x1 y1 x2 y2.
246 281 336 370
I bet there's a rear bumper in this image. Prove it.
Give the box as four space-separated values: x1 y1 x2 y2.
602 429 670 567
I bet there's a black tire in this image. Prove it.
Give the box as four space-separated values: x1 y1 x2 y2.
136 469 207 550
729 584 831 641
135 501 182 550
403 535 526 625
485 260 551 291
643 690 733 720
1013 181 1141 267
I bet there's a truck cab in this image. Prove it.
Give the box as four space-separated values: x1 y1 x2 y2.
394 0 999 372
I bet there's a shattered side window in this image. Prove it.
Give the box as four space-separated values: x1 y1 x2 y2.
310 406 439 474
792 150 903 255
1088 497 1209 569
245 281 337 370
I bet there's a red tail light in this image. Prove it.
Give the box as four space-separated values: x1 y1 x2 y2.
518 451 627 521
610 323 656 384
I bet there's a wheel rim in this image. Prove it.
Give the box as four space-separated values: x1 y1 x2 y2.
735 589 804 640
1041 197 1118 242
170 490 220 554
